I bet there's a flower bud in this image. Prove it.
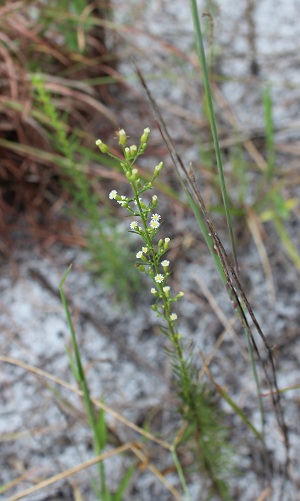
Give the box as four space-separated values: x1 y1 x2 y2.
130 168 139 181
152 195 158 207
154 161 163 176
95 139 108 153
140 127 150 144
117 129 127 146
124 145 137 160
130 145 137 157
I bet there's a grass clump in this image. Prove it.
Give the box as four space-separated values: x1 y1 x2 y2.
0 0 141 301
0 0 118 243
32 75 140 301
60 266 136 500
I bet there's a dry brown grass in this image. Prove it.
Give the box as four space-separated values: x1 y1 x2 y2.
0 0 121 250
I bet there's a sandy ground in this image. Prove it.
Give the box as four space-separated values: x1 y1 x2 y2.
1 1 300 500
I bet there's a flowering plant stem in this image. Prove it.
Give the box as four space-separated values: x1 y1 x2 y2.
96 129 232 500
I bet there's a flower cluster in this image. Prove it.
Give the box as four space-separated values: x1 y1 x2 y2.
96 128 184 329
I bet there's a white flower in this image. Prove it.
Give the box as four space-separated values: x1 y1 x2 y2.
117 196 127 206
136 251 143 258
151 213 161 222
130 221 138 230
134 197 142 205
155 274 164 283
150 220 160 229
142 247 148 253
151 288 157 294
164 238 170 243
170 313 177 321
163 286 170 293
109 190 117 200
161 260 170 267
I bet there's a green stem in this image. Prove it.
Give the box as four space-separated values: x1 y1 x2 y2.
171 446 192 501
59 267 108 498
190 0 238 271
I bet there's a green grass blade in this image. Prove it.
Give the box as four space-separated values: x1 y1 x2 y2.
171 447 191 501
190 0 238 271
263 85 275 180
59 266 108 497
185 188 227 284
273 216 300 269
215 384 262 441
112 464 136 501
65 346 80 382
96 406 107 451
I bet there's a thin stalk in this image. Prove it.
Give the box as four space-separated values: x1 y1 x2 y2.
244 326 265 436
171 446 191 501
263 85 275 180
59 266 108 499
100 134 232 498
190 0 238 271
136 64 289 489
214 384 262 441
273 216 300 269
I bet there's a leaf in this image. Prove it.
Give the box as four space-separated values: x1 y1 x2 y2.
112 463 136 501
95 406 107 451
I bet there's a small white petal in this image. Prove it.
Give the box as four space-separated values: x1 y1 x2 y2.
109 190 117 200
150 220 160 229
151 213 161 221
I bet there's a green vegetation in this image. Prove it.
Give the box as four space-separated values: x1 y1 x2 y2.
0 0 298 500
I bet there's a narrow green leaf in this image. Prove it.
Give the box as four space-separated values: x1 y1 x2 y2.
95 406 107 451
112 464 136 501
216 384 262 441
190 0 238 271
65 346 79 382
262 85 275 180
